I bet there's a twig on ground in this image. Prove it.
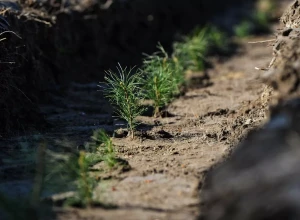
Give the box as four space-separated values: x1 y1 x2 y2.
248 39 276 44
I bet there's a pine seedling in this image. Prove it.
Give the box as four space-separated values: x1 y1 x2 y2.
173 27 209 71
207 26 229 53
86 129 117 168
44 148 97 208
141 46 178 117
102 64 144 139
76 151 95 208
170 55 185 93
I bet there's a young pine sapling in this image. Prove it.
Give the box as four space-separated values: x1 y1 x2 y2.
102 64 145 138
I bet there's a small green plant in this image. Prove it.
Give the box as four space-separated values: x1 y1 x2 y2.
86 129 117 168
252 11 269 32
170 55 185 93
173 27 209 71
173 26 228 71
44 144 97 208
207 26 229 53
74 151 95 207
141 46 178 117
234 0 274 38
102 64 145 138
234 15 270 38
45 152 97 208
234 20 253 38
257 0 276 20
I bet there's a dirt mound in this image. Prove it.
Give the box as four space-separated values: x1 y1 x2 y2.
200 98 300 220
263 0 300 102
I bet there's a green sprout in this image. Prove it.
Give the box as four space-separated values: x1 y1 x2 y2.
75 151 95 208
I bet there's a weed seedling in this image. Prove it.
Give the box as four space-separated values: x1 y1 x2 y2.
102 64 145 138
